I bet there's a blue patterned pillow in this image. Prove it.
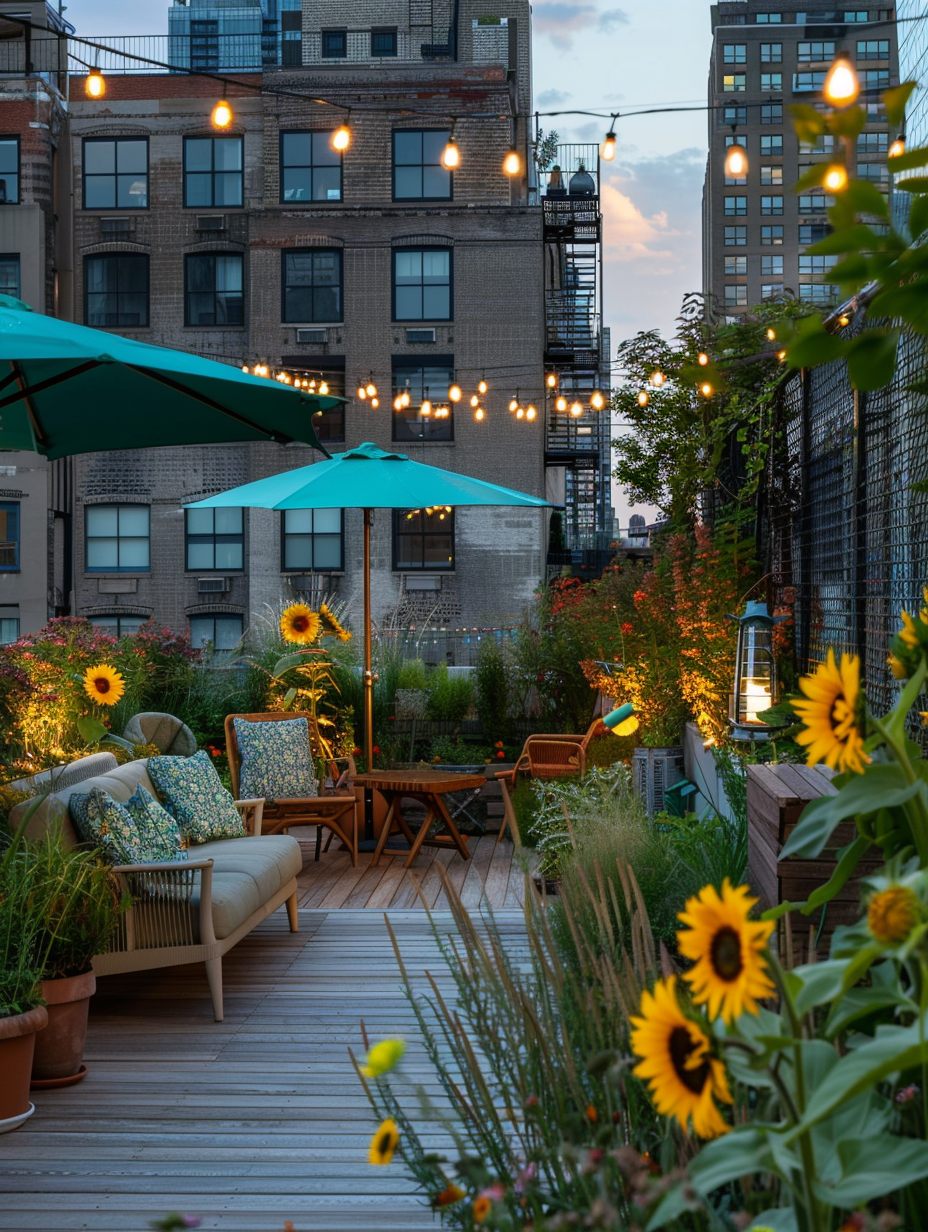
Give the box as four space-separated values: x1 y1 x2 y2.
148 750 246 844
69 788 148 866
126 785 188 863
233 717 318 800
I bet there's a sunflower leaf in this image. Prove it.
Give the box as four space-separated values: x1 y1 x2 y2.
812 1133 928 1206
825 980 913 1036
779 767 925 859
687 1126 786 1195
801 834 870 912
787 959 853 1018
76 715 109 745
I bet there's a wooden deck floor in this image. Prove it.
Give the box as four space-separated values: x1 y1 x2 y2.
3 860 529 1231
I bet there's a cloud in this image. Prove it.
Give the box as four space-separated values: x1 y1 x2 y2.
598 9 630 32
536 88 572 107
599 182 679 263
533 3 629 46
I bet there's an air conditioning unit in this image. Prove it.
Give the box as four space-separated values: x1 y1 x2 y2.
196 215 226 231
405 327 436 343
296 328 327 344
197 577 229 593
100 217 132 235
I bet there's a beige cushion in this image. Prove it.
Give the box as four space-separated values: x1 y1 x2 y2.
191 835 302 940
12 760 156 847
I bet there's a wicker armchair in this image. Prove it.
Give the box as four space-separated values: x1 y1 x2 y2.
494 719 605 844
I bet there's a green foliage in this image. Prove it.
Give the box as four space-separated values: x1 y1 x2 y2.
475 638 513 739
425 663 474 724
396 658 429 691
548 509 566 552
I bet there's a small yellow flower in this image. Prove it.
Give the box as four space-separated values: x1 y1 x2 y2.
473 1196 492 1224
368 1118 399 1165
868 886 921 945
82 663 125 707
280 603 321 645
899 609 923 650
361 1038 405 1078
793 649 870 775
889 653 909 680
433 1184 466 1207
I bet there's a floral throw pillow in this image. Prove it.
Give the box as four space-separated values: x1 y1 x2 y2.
148 750 246 844
125 785 188 863
69 788 149 866
233 717 318 801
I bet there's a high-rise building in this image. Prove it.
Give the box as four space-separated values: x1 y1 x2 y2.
168 0 300 72
898 0 928 150
703 1 899 316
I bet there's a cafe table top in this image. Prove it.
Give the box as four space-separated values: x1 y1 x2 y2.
353 768 487 794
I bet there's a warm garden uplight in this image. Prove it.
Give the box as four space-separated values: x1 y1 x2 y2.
823 52 860 106
728 600 782 739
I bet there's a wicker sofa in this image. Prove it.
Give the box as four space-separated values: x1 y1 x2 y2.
11 759 302 1022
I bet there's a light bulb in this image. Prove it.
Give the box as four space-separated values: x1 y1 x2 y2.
590 391 605 410
637 390 649 407
366 381 377 397
477 378 487 394
777 350 786 361
475 407 485 421
448 384 462 402
838 314 850 327
332 124 351 152
555 395 567 412
241 365 249 373
824 163 849 192
650 370 665 387
724 142 747 178
394 395 404 411
526 405 537 421
601 130 617 161
319 381 329 395
823 53 860 106
401 391 410 408
700 382 713 397
212 99 233 129
442 137 459 169
889 134 906 158
698 352 709 366
516 406 525 419
86 70 106 99
421 399 432 416
569 401 583 417
766 328 776 341
546 372 557 388
509 397 518 412
503 148 520 176
357 385 367 399
470 394 479 407
371 397 379 408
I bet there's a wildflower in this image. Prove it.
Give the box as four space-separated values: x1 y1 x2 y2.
621 622 634 635
368 1118 399 1165
867 885 922 945
793 649 870 775
473 1196 492 1224
677 880 774 1023
280 603 321 645
497 750 505 758
433 1184 466 1207
361 1038 405 1078
82 664 125 706
630 976 731 1139
585 1104 598 1123
889 653 908 680
495 741 504 748
896 1084 920 1104
372 746 380 755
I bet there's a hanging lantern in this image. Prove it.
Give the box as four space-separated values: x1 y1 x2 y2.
728 601 785 740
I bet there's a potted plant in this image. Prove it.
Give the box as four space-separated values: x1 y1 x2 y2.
30 831 124 1088
0 833 47 1131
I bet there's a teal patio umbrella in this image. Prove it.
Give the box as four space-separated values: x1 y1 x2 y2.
188 442 550 838
0 295 338 457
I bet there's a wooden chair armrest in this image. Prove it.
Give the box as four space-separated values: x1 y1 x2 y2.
111 857 212 873
235 797 266 836
107 859 216 951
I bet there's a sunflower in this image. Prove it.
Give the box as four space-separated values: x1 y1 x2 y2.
630 977 732 1140
82 664 125 707
677 880 775 1023
320 602 352 643
867 885 921 945
280 603 321 645
793 648 870 775
368 1118 399 1165
889 652 909 680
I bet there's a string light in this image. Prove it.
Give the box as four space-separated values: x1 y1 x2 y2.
332 117 351 151
556 395 567 412
393 395 404 411
475 406 485 421
697 352 709 366
569 401 583 417
509 397 519 412
699 382 713 397
637 390 649 406
470 394 479 407
601 129 617 161
448 383 462 402
503 148 521 176
441 135 460 169
526 404 537 420
766 328 776 341
365 380 377 397
590 390 605 410
546 372 558 389
371 397 379 408
86 69 105 98
838 313 850 327
650 370 665 387
211 98 233 129
824 163 849 192
319 381 329 395
724 141 748 178
889 133 906 158
477 377 488 394
357 384 367 399
823 52 860 106
420 398 432 416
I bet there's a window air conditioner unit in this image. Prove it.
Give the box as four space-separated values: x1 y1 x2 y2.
197 577 229 593
196 215 226 231
296 327 327 343
100 217 132 234
405 327 436 343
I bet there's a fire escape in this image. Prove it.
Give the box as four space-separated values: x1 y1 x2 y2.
542 146 614 574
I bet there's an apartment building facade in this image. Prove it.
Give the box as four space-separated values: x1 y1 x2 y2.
702 0 899 315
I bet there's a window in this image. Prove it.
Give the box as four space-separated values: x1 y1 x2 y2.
761 165 784 184
0 254 19 298
0 611 19 644
0 137 19 204
282 508 343 571
724 285 748 306
188 614 243 650
724 225 747 245
321 29 346 57
800 133 836 153
184 253 244 326
91 614 147 637
0 502 19 570
794 71 827 92
797 40 835 61
392 358 455 442
761 73 783 91
762 254 784 274
755 12 782 21
761 134 783 155
393 508 455 571
724 255 747 274
723 105 747 125
761 284 784 299
761 43 782 62
845 9 871 19
84 254 149 327
862 70 890 90
85 505 150 572
798 193 834 211
724 196 747 216
761 195 784 215
393 130 452 200
858 131 888 152
865 101 886 120
799 283 839 303
857 162 889 182
185 508 244 571
723 44 747 62
82 138 148 210
371 28 397 56
190 18 219 70
799 254 838 273
761 224 784 244
282 249 342 323
184 137 243 208
723 74 747 92
761 104 783 123
280 131 342 202
857 39 889 59
393 248 452 321
800 222 831 243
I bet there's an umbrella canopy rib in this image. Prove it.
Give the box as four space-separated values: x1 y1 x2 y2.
0 358 102 413
10 360 47 449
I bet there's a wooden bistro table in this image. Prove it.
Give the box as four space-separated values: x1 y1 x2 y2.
355 768 484 868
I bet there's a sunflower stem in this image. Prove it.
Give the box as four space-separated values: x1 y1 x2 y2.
870 697 928 866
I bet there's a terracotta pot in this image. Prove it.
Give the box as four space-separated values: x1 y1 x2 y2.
31 970 96 1083
0 1005 48 1129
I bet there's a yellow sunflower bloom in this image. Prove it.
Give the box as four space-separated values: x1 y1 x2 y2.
361 1038 405 1078
630 976 731 1140
889 653 909 680
899 609 922 650
677 880 775 1023
280 603 321 645
82 664 125 707
320 602 352 643
368 1118 399 1165
867 885 921 945
793 648 870 775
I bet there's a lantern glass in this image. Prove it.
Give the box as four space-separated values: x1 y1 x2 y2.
732 616 776 729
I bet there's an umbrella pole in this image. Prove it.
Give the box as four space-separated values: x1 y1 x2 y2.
362 508 375 844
